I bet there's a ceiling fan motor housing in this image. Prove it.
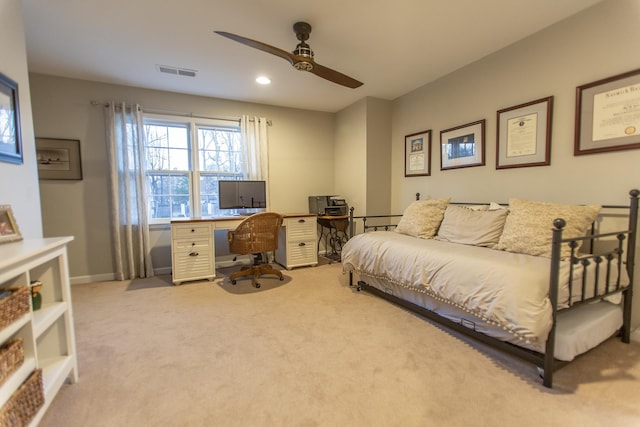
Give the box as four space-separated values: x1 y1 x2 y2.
292 22 314 71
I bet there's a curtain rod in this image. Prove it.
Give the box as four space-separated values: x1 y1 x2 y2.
90 100 271 125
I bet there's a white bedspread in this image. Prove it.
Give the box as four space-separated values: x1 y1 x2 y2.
341 231 627 346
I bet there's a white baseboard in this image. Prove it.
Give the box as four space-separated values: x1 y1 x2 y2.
631 327 640 343
154 267 172 276
70 259 253 285
70 273 116 285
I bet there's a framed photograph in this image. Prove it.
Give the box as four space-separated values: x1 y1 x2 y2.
0 73 23 165
36 138 83 180
0 205 22 244
440 119 485 170
404 130 432 177
575 68 640 155
496 96 553 169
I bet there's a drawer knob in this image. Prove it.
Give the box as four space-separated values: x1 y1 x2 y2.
189 252 199 257
298 219 306 223
298 242 306 247
191 229 195 232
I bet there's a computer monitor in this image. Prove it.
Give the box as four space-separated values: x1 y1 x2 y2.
218 180 267 213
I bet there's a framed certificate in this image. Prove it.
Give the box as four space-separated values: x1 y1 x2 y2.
496 96 553 169
404 130 431 177
575 69 640 155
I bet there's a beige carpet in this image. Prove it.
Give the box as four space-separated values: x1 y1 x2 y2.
40 262 640 427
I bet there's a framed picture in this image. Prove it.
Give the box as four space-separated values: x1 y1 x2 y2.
575 68 640 155
0 205 22 244
440 119 485 170
404 130 432 177
36 138 83 180
496 96 553 169
0 73 23 165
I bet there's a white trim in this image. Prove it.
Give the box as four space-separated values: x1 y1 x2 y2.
70 273 116 285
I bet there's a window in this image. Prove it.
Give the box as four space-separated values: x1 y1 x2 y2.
143 115 244 222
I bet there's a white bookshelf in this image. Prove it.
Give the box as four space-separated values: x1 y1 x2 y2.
0 237 77 425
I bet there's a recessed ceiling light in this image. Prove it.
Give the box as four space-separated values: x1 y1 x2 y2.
256 76 271 85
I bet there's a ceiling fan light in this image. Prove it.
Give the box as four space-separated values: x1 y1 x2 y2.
293 61 313 72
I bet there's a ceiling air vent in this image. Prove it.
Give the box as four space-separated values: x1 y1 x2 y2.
157 64 197 77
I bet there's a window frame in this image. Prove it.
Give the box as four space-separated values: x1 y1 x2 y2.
143 113 243 224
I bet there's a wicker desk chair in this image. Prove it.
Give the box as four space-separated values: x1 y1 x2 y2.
227 212 284 288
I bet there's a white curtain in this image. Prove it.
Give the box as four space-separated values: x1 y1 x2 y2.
105 102 154 280
241 116 270 181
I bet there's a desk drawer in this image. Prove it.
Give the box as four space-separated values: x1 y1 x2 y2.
171 223 211 239
287 240 317 266
284 217 316 240
173 253 213 278
172 238 210 252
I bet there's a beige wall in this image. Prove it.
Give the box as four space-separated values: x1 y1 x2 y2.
335 98 367 216
391 0 640 208
29 74 335 281
390 0 640 329
0 0 42 237
365 98 391 216
335 97 392 222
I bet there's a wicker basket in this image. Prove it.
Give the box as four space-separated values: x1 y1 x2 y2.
0 369 44 427
0 287 30 330
0 338 24 388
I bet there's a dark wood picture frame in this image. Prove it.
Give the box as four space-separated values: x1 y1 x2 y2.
496 96 553 169
575 68 640 155
36 138 83 180
440 119 485 170
0 73 23 165
404 130 432 177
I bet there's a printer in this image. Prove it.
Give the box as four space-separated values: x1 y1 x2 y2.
309 195 349 216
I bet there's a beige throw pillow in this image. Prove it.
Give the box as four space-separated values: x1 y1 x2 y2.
436 205 508 247
395 198 450 239
496 198 601 258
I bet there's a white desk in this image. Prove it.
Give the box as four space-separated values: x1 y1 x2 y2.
170 214 317 285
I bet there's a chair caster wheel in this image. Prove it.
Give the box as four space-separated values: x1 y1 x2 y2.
279 276 284 281
255 283 261 289
231 280 236 285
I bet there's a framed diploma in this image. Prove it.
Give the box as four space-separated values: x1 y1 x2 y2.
440 120 485 170
405 130 431 177
496 96 553 169
575 68 640 155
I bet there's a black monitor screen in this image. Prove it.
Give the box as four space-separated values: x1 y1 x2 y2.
218 180 267 210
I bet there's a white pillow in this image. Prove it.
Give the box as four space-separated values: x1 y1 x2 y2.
436 205 508 247
496 198 601 258
395 198 450 239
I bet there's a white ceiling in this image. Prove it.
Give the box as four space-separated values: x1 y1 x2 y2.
22 0 604 113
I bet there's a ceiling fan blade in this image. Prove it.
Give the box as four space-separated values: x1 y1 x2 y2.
214 31 295 65
308 61 363 88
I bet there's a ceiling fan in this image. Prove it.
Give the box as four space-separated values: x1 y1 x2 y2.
215 22 363 89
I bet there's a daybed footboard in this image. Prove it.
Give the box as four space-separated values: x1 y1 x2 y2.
345 190 639 388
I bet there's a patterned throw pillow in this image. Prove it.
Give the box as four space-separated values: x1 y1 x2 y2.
395 198 450 239
496 198 601 258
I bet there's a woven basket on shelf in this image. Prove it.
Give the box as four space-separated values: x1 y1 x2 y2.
0 338 25 388
0 369 44 427
0 287 30 330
